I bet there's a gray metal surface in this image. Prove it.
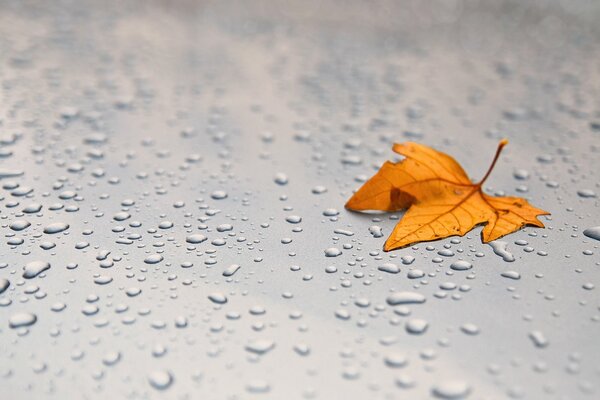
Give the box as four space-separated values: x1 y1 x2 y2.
1 1 599 399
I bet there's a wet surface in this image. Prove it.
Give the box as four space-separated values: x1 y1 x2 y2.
1 0 600 399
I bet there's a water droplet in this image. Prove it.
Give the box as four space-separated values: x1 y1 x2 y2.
577 189 596 198
144 254 163 264
9 220 30 231
9 312 37 328
94 276 113 285
513 169 530 180
489 241 515 262
43 222 69 234
186 234 207 244
335 309 351 320
460 323 480 335
274 173 288 185
450 260 472 271
216 224 233 232
324 248 342 257
500 270 521 280
369 225 384 238
0 168 24 179
208 292 228 304
23 261 51 279
401 255 415 265
113 211 131 221
246 380 270 393
387 292 426 305
148 370 173 390
285 215 302 224
342 367 360 380
158 220 174 229
333 229 354 236
529 330 548 348
22 203 42 213
311 185 327 194
384 353 408 368
211 190 228 200
126 287 142 297
223 264 241 277
431 380 471 399
395 374 416 389
102 351 121 366
293 343 310 356
407 269 425 279
583 227 600 241
245 339 275 355
174 316 188 328
378 263 400 274
405 318 429 334
0 278 9 294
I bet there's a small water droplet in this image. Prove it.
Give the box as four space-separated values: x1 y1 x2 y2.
529 330 548 348
245 339 275 355
274 173 288 185
211 190 228 200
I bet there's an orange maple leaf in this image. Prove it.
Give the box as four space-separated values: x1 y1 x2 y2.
345 139 550 251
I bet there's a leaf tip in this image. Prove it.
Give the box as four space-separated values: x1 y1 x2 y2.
344 196 359 211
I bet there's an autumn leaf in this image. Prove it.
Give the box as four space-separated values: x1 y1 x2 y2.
345 140 549 251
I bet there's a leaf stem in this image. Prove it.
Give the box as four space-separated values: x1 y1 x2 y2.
477 139 509 186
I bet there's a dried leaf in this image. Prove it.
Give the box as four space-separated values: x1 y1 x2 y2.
345 140 549 251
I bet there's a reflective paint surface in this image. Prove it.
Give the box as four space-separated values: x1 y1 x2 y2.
1 1 599 399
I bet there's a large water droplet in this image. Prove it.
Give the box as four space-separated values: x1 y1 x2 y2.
378 263 400 274
208 292 228 304
245 339 275 355
9 312 37 328
450 260 472 271
43 222 70 234
23 261 51 279
186 234 207 244
0 278 10 294
431 380 471 399
489 241 515 262
144 254 163 264
387 292 426 305
583 227 600 241
9 220 30 231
